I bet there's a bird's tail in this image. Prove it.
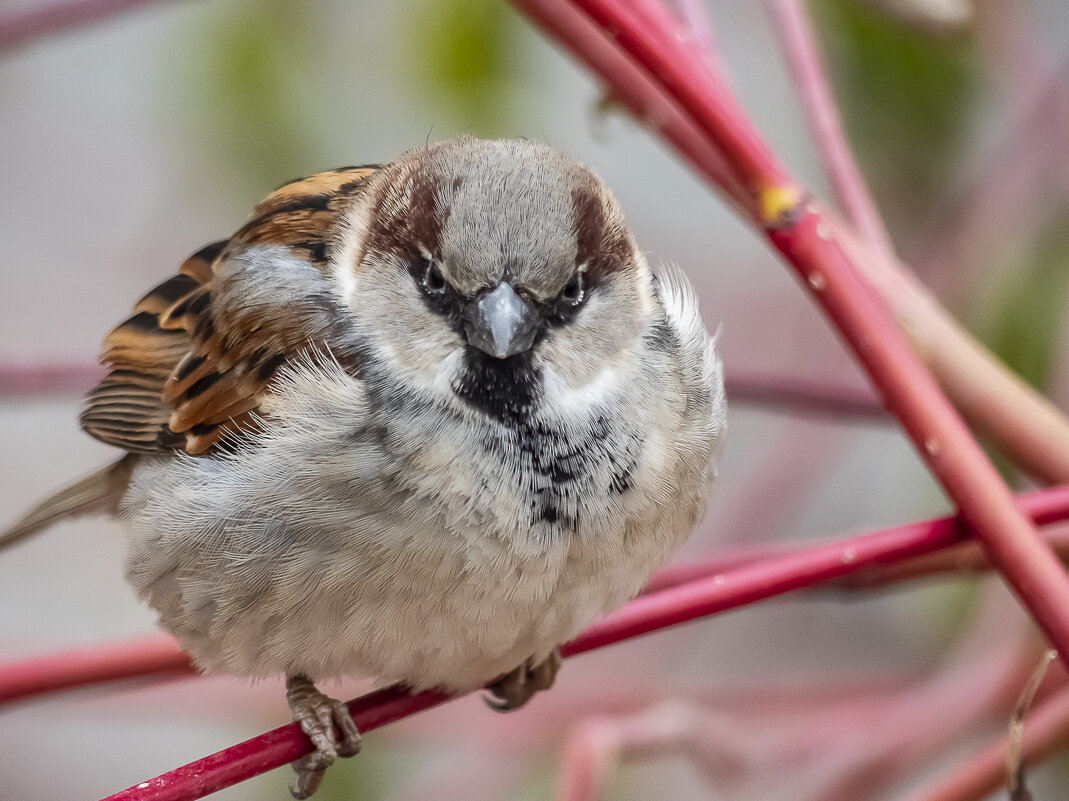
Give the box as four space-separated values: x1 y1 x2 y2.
0 454 137 551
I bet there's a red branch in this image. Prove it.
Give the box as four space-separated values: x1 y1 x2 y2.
101 686 450 801
723 371 885 422
667 0 720 71
566 0 791 217
0 634 191 705
0 0 179 51
511 0 1069 669
0 362 104 397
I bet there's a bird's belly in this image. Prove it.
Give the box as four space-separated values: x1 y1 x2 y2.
129 508 672 692
264 525 661 691
122 455 689 691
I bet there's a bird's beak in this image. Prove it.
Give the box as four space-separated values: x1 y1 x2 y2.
463 282 540 359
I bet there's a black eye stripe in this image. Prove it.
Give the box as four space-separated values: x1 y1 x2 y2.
406 254 590 334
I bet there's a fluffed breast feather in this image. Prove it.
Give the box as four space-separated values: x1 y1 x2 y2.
80 166 381 455
652 261 726 476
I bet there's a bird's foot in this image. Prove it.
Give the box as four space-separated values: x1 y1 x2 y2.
485 648 562 711
285 673 362 799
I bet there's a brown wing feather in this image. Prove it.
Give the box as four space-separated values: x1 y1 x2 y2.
80 165 381 455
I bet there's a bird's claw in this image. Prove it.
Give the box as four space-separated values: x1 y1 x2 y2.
286 674 362 799
485 648 562 712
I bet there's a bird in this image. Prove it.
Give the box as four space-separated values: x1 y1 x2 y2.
1 136 726 797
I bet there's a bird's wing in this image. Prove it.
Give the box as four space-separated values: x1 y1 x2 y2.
80 165 381 455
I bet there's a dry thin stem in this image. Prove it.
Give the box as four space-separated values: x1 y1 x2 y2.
908 681 1069 801
768 0 895 257
542 0 1069 669
7 1 1069 797
1007 650 1058 799
0 0 177 51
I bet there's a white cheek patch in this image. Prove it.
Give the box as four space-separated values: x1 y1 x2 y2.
541 358 631 417
348 269 465 395
632 253 657 319
376 336 462 395
333 261 359 309
332 204 372 308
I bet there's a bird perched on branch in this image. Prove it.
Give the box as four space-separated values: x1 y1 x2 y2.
1 137 725 797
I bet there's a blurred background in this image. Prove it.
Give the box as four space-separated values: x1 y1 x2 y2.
2 0 1069 799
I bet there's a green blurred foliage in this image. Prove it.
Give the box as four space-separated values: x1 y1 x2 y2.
980 215 1069 392
176 0 526 193
961 213 1069 484
398 0 526 136
178 0 327 194
810 0 981 244
313 738 405 801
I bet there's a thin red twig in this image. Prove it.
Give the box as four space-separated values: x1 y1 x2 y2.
768 209 1069 658
0 363 104 397
565 484 1069 655
526 0 1069 669
724 371 885 421
0 634 190 705
835 525 1069 589
101 686 450 801
768 0 895 257
0 0 179 51
4 2 1069 798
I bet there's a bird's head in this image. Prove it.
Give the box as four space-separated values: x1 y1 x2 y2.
333 137 656 421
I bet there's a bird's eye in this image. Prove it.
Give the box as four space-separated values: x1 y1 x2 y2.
422 258 447 294
558 272 585 307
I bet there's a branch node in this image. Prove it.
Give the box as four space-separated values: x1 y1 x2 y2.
758 183 806 229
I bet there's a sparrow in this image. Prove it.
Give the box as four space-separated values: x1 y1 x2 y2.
1 136 726 797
